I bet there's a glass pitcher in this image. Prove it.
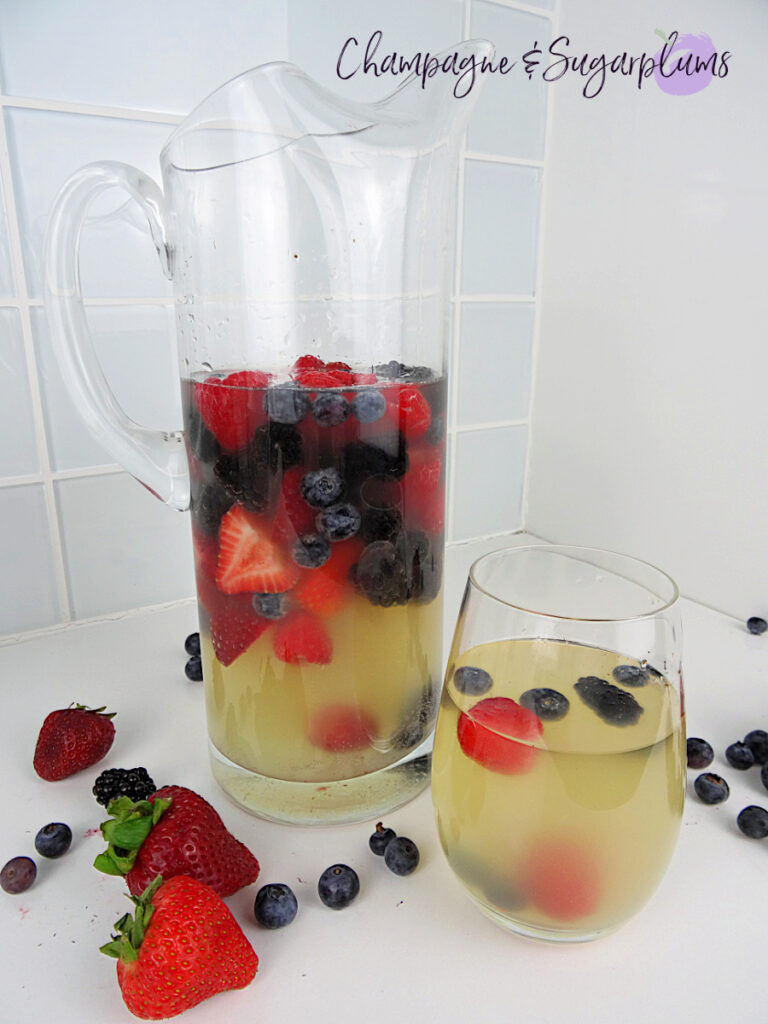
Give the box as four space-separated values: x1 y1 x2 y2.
43 44 492 825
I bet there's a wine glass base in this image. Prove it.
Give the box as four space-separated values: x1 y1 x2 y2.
472 896 619 944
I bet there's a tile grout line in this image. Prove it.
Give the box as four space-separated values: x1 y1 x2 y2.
482 0 556 18
446 0 475 545
0 92 183 125
0 111 73 622
519 0 559 531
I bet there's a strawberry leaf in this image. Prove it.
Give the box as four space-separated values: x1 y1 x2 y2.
94 796 172 877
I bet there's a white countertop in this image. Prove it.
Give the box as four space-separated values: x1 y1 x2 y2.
1 536 766 1024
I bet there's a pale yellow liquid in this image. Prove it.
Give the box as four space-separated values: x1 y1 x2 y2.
203 591 442 784
432 638 685 940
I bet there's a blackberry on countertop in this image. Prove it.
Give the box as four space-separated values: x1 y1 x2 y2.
93 767 156 807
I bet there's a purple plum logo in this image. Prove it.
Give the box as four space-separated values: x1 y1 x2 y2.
653 29 720 95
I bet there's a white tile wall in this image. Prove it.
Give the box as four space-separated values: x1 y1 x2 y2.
0 0 553 637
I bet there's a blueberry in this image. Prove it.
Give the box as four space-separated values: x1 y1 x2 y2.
374 360 406 379
264 383 310 424
1 856 36 894
384 836 420 876
369 822 396 856
252 592 291 620
318 864 360 909
425 415 446 446
744 729 768 764
761 762 768 793
453 665 493 696
185 655 203 682
292 534 331 569
746 616 767 636
693 772 730 804
574 676 644 726
737 805 768 839
686 737 714 769
253 883 298 928
301 467 344 509
316 503 361 542
312 392 350 428
34 822 72 859
351 390 387 424
184 632 201 656
725 741 755 770
611 664 649 687
519 687 570 721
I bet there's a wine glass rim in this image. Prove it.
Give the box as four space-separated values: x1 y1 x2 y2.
468 543 680 623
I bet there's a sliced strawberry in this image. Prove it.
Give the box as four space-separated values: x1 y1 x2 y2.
291 354 325 375
194 370 269 452
322 538 364 583
273 612 332 665
216 505 299 595
457 697 542 775
522 839 601 921
210 605 272 667
293 567 350 618
308 705 377 751
386 385 432 439
294 369 342 390
271 467 316 544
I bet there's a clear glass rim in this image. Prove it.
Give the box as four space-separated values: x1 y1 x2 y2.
468 543 680 624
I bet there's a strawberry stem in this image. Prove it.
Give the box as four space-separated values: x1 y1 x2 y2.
100 876 162 962
94 796 172 877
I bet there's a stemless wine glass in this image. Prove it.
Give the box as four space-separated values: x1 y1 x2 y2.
432 544 685 943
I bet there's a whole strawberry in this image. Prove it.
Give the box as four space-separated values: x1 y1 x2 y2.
33 704 116 781
94 785 260 898
101 875 258 1020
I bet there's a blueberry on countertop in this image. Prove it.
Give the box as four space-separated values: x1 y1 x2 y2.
185 655 203 682
1 857 36 894
253 883 298 928
744 730 768 765
686 737 714 770
725 741 755 770
737 806 768 839
318 864 360 909
34 822 72 859
384 836 420 876
746 616 767 636
369 822 396 856
693 772 730 805
184 632 201 656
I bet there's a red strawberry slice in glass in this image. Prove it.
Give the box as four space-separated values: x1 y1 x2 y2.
308 705 377 751
210 606 272 667
457 696 543 774
194 370 269 452
273 612 333 665
216 505 299 595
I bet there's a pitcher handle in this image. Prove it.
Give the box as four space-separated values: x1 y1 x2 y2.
43 160 189 510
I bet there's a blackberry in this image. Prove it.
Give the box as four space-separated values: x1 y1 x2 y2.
342 435 409 484
93 767 156 807
213 450 270 511
186 407 221 464
519 687 570 721
360 506 402 544
355 541 408 607
190 483 233 534
384 836 420 876
574 676 644 726
251 422 303 473
612 665 649 687
453 665 493 696
318 864 360 909
316 502 362 542
687 737 714 769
